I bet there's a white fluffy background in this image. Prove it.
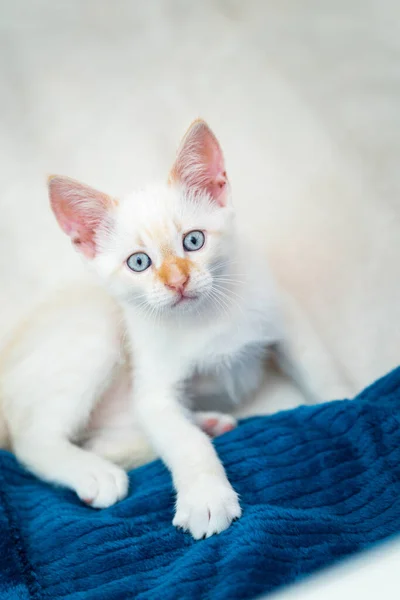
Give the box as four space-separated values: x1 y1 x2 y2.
0 0 399 416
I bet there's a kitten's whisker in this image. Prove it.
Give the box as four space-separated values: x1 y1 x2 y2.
212 283 244 302
212 277 245 286
207 288 231 318
213 290 233 313
211 284 244 317
204 289 228 319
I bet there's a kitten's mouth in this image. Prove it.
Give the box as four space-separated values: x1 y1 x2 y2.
172 293 198 307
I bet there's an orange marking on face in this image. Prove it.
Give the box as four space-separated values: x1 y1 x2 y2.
145 223 169 239
142 223 172 249
141 221 180 258
173 219 182 232
157 256 192 288
136 234 144 247
160 244 174 258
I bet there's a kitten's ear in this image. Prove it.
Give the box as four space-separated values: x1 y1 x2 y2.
48 175 114 259
169 119 228 206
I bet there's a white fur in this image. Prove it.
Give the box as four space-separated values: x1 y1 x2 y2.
0 146 284 537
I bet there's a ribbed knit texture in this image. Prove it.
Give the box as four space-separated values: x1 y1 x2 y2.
1 368 400 599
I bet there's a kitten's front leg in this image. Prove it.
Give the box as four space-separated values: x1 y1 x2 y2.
134 382 241 539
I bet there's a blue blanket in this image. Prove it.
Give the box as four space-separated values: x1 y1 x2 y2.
1 368 400 600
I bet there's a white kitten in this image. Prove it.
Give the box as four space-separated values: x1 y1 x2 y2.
0 120 283 538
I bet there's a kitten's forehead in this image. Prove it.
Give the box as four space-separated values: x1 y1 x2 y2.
121 184 179 222
110 182 231 261
118 184 181 248
118 183 215 230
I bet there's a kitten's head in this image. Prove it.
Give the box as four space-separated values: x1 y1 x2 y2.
48 120 236 318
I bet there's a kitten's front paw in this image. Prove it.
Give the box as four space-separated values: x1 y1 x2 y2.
173 474 241 539
75 457 129 509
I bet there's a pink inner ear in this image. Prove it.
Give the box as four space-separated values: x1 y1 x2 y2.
48 176 112 259
170 120 228 206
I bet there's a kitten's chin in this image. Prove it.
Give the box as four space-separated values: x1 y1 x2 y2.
131 294 202 319
167 294 203 315
167 291 214 317
131 287 215 319
171 293 198 308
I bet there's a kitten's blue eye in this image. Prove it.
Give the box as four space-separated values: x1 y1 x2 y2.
183 230 205 252
126 252 152 272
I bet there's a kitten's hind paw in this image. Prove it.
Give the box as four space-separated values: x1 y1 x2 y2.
194 411 237 437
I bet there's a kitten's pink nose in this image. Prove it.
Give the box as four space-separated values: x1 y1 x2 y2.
158 257 191 294
165 263 189 293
